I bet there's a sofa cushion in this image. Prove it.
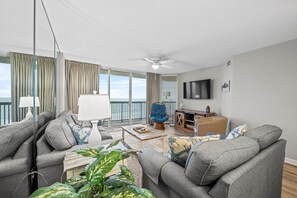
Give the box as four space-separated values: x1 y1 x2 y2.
168 135 220 167
226 124 247 139
244 125 282 150
185 136 259 185
69 124 91 145
0 119 34 160
57 110 72 119
45 119 77 151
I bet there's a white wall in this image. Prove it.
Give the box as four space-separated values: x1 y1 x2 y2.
230 39 297 161
177 39 297 161
177 66 222 114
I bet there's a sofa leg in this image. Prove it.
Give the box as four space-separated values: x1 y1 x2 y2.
154 122 165 130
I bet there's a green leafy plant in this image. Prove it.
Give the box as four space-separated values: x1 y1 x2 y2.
30 140 155 198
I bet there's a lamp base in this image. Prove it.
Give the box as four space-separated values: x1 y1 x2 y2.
88 120 102 146
24 107 33 120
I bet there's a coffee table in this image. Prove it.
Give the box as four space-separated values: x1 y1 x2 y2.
121 125 167 153
63 140 131 179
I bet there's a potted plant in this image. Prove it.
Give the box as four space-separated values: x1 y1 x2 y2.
30 140 155 198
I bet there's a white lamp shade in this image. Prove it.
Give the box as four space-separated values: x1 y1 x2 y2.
19 96 40 108
163 91 171 97
78 95 111 121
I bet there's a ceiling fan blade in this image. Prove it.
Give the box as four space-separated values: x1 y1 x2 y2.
160 59 175 64
161 65 173 69
143 57 155 63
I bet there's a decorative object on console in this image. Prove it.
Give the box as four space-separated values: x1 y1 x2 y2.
179 101 184 109
19 95 40 119
226 123 247 139
78 94 111 146
168 135 220 167
206 105 210 113
221 80 230 92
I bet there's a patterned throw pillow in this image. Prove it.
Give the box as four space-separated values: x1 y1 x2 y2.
168 135 220 167
69 123 92 145
226 124 248 139
71 114 92 128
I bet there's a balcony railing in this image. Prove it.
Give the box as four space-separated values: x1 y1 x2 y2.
0 101 176 126
0 102 12 125
110 101 176 124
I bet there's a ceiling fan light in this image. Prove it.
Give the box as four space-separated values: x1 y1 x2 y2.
152 64 160 70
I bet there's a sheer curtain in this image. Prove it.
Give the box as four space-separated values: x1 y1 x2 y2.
65 60 100 113
11 53 55 121
146 72 161 123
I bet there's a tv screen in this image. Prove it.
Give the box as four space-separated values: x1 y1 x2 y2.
183 79 211 99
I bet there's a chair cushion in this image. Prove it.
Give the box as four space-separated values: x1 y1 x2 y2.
226 124 248 139
244 125 282 150
45 119 77 151
168 135 220 167
185 136 259 185
69 124 91 145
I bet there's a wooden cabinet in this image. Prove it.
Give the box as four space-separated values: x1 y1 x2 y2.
175 109 215 134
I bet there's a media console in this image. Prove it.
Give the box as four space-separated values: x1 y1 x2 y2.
175 109 215 134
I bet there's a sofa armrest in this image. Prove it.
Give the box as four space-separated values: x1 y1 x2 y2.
138 149 211 198
13 136 33 159
0 157 30 177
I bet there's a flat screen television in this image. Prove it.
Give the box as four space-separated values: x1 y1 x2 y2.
183 79 211 99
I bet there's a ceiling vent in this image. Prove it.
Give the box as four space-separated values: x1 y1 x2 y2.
226 60 231 67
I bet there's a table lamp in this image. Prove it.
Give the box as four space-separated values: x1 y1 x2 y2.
78 94 111 146
19 95 40 119
163 91 171 100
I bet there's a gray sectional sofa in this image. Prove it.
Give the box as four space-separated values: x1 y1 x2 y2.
36 110 113 187
0 111 53 198
138 125 286 198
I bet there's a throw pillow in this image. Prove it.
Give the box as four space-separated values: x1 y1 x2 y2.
168 135 220 167
69 123 92 145
226 124 247 139
71 114 92 128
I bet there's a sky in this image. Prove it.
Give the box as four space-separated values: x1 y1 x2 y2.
0 63 11 98
100 73 146 100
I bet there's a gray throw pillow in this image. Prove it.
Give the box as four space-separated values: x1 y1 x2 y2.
45 119 77 151
185 136 259 186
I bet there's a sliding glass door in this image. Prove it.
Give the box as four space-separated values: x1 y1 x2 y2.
161 76 177 123
131 73 146 124
99 69 147 126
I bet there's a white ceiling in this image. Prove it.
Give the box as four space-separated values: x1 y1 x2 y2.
1 0 297 74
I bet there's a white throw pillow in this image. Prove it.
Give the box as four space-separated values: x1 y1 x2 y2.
226 124 248 139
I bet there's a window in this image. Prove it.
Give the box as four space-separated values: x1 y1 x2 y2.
132 73 146 123
110 71 130 124
99 69 108 95
161 76 177 122
0 57 11 125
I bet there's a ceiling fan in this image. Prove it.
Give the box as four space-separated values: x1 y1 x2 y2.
142 57 175 70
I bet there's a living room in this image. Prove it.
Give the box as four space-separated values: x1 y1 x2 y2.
0 0 297 198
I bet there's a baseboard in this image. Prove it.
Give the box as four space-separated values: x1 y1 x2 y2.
285 157 297 166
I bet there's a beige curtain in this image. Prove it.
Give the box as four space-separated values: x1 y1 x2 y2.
37 57 55 113
11 53 33 121
65 60 100 114
146 72 161 123
11 53 55 121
